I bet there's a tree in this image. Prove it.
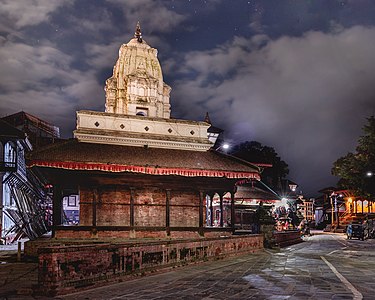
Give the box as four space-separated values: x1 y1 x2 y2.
332 116 375 199
230 141 289 191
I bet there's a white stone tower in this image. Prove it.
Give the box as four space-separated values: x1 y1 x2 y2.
104 22 171 118
74 22 212 151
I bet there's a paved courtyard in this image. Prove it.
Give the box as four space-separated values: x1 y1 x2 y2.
1 232 374 299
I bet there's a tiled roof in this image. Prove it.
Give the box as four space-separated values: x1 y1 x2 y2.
233 186 280 201
28 139 260 179
0 119 25 140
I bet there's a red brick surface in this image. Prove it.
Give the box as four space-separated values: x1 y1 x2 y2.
36 235 263 296
78 186 208 229
274 230 302 247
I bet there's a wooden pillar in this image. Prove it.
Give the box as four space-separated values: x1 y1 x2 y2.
166 189 171 236
362 200 364 214
52 184 63 237
354 200 357 214
130 187 135 228
230 191 235 233
92 188 98 227
219 193 224 227
198 191 204 236
209 195 213 227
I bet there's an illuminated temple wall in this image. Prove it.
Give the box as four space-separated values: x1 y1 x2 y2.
345 198 374 214
79 186 201 227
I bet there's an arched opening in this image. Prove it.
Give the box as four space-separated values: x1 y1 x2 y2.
363 200 369 213
205 193 231 227
136 107 148 116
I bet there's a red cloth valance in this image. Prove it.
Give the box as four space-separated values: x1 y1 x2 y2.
29 160 260 180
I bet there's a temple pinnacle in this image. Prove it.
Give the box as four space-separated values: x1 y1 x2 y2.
204 112 212 124
134 21 143 43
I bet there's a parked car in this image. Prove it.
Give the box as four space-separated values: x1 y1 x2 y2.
346 223 364 240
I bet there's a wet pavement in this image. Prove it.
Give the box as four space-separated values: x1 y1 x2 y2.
1 231 374 299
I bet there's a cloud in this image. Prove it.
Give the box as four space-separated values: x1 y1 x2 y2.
108 0 187 34
170 26 375 194
0 0 189 138
0 37 104 137
0 0 72 29
0 41 75 92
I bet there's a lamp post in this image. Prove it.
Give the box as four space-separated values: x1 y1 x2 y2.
288 182 297 193
365 170 374 213
285 180 299 228
330 192 343 229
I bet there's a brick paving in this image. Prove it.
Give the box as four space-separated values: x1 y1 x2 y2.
1 232 375 299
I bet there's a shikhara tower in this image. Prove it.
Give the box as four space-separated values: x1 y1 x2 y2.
104 22 171 118
74 22 213 151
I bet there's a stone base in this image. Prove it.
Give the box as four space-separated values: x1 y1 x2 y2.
274 230 302 247
33 235 263 296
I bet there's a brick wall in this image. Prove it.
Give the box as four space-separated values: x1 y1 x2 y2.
36 235 263 296
78 186 206 229
274 230 302 247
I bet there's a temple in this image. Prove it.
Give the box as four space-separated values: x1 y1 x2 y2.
26 23 264 294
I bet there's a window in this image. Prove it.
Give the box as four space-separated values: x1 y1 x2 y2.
4 142 16 169
136 107 148 116
68 196 77 207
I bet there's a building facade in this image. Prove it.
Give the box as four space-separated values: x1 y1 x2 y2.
0 112 61 243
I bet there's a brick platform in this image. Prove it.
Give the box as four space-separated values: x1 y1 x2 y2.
274 230 302 247
34 235 263 296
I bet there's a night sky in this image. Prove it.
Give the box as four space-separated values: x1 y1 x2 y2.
1 0 375 196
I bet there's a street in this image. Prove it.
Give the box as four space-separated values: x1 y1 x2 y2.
55 232 375 300
1 232 374 299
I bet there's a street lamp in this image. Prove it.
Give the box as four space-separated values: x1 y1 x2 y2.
330 192 343 229
366 171 373 177
288 183 297 192
215 143 230 152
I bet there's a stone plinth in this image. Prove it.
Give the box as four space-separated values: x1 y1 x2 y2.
274 230 302 247
35 235 263 296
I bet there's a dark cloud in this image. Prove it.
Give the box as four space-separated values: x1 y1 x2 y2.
171 26 375 195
